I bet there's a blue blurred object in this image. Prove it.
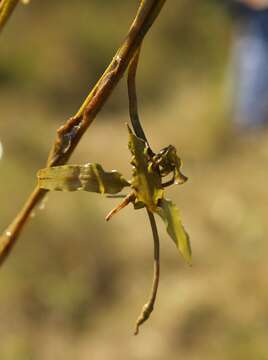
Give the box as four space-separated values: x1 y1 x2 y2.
230 5 268 129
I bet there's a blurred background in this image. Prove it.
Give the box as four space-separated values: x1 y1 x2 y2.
1 1 268 359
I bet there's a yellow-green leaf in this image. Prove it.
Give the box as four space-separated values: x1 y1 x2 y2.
37 163 130 194
157 198 192 264
128 125 163 212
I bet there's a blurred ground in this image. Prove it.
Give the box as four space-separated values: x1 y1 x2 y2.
1 1 268 360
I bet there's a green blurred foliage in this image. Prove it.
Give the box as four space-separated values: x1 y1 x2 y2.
1 1 268 360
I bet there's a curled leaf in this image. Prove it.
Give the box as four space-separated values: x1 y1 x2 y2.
128 125 163 212
37 163 130 194
171 152 188 185
156 145 187 185
157 198 192 264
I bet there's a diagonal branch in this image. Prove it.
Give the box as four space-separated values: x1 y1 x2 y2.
0 0 20 33
0 0 167 266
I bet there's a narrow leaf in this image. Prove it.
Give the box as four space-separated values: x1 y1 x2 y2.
157 198 192 264
128 125 163 211
37 163 130 194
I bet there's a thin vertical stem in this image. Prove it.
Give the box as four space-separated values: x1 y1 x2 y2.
127 41 161 335
134 209 160 335
127 47 149 143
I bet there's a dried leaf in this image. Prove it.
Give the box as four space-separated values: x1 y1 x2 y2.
157 198 192 264
128 125 163 212
37 163 130 194
169 149 188 185
157 145 187 185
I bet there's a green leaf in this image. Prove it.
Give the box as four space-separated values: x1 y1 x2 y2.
157 198 192 264
37 163 130 194
128 125 163 212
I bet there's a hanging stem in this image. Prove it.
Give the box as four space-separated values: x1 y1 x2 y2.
127 42 161 334
0 0 167 266
135 209 160 335
127 47 149 144
0 0 20 33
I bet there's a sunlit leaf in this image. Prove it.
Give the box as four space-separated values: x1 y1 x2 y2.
157 198 191 264
37 163 130 194
128 125 163 212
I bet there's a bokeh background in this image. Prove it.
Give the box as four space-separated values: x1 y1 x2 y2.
1 1 268 359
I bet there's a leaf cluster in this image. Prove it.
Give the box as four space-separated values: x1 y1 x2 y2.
0 0 192 335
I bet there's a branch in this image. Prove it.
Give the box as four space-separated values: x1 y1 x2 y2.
0 0 167 266
0 0 20 33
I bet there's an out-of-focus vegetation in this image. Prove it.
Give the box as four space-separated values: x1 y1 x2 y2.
1 1 268 359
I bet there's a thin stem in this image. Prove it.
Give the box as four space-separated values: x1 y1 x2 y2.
127 47 149 143
105 192 135 222
0 0 19 33
0 0 167 266
135 209 160 335
127 36 161 335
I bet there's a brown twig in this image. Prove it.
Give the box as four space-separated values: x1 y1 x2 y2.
105 192 136 222
0 0 167 266
0 0 20 33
